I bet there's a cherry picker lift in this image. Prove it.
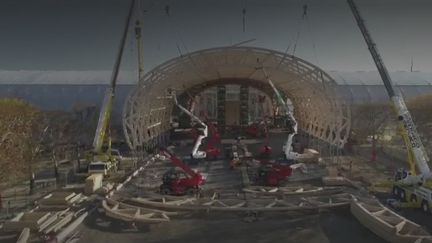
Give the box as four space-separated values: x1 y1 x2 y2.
250 68 307 186
171 91 221 160
159 148 205 195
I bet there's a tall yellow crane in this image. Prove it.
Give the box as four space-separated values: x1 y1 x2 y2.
348 0 432 213
88 0 136 175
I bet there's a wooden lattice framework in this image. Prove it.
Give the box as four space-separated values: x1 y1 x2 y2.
123 46 350 150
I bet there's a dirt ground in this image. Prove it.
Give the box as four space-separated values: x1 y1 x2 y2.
77 209 385 243
75 137 424 243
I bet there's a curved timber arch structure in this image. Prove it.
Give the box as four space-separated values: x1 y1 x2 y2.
123 46 350 151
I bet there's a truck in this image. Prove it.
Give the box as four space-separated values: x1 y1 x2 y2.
348 0 432 213
87 0 135 175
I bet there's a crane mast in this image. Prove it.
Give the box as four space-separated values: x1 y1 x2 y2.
135 19 144 81
347 0 431 182
93 0 135 154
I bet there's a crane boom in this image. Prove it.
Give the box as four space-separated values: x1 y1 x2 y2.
172 91 208 159
347 0 431 178
135 19 144 81
261 68 299 160
93 0 135 153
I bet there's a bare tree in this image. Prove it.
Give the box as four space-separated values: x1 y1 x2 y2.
350 102 392 143
0 98 45 190
407 94 432 157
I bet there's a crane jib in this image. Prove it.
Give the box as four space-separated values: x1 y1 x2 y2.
393 97 421 149
92 0 135 153
403 116 420 148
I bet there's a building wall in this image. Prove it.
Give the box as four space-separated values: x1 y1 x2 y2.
192 86 273 124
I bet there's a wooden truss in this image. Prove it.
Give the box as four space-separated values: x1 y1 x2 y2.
123 46 351 150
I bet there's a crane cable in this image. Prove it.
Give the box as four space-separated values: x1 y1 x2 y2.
303 3 320 66
164 2 190 57
164 2 211 84
278 3 305 68
279 2 320 67
291 4 307 56
242 0 247 33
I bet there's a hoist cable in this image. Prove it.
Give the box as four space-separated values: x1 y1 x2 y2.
164 2 190 56
304 4 320 66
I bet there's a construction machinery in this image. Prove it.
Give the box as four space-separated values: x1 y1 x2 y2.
348 0 432 212
261 68 300 161
172 91 220 160
258 95 272 158
246 68 308 186
229 137 253 169
245 101 269 139
258 122 272 158
172 91 207 159
159 148 205 195
87 0 135 175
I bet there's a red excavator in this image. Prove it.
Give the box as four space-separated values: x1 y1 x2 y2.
159 148 205 195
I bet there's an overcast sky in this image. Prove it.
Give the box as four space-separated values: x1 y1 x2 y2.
0 0 431 73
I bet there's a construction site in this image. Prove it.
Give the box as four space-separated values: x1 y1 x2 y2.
1 0 432 242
